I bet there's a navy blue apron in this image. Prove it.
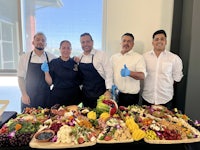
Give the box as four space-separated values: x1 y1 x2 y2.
21 51 50 112
49 58 82 107
78 55 106 108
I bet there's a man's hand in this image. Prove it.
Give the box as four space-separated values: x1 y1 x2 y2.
41 61 49 72
112 85 117 93
120 64 130 77
73 56 80 63
21 94 30 105
104 90 112 99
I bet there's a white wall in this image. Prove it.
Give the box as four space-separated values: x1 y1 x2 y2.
103 0 174 57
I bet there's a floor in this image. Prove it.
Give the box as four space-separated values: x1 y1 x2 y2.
0 76 21 113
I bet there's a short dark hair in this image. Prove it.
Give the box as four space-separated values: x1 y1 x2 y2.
122 33 134 41
59 40 71 49
34 32 47 41
153 30 167 38
80 32 93 41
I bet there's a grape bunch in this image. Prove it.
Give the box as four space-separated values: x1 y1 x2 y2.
49 122 63 134
0 132 33 147
9 132 33 147
0 133 10 147
159 129 181 140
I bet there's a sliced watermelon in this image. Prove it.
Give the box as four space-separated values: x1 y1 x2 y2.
103 99 118 115
96 95 118 115
96 103 110 114
109 107 117 116
102 99 118 108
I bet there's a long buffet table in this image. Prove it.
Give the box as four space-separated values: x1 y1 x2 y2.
1 110 200 150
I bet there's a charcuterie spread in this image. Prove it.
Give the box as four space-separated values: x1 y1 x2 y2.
1 95 200 148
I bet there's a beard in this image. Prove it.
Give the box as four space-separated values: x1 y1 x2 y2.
35 47 44 51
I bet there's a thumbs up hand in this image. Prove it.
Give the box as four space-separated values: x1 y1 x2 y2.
41 61 49 72
120 64 130 77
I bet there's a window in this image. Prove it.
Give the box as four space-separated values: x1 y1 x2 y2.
0 0 103 75
24 0 103 57
0 0 103 113
0 0 19 75
1 21 14 68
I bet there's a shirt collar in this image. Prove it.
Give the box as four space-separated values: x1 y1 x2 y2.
90 49 95 55
150 49 167 55
121 49 134 55
32 50 45 56
82 49 95 56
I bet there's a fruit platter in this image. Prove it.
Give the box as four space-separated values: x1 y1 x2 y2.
0 95 200 148
120 104 200 144
29 104 98 149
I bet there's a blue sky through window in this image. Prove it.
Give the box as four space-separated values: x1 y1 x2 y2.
35 0 103 56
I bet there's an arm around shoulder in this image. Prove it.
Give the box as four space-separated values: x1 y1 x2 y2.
130 71 145 80
129 54 146 80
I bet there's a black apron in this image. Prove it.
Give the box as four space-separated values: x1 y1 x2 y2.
78 55 106 108
21 51 50 111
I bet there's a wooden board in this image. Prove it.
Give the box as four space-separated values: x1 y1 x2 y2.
29 137 96 149
144 137 200 144
97 138 133 144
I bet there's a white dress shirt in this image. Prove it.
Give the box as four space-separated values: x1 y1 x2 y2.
17 50 56 78
79 49 113 89
142 50 183 104
110 50 146 94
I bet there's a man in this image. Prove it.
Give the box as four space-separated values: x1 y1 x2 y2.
142 29 183 109
78 32 113 108
110 33 146 107
17 32 56 112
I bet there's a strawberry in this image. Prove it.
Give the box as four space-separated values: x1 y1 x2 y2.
104 135 112 141
78 137 85 144
119 106 127 111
